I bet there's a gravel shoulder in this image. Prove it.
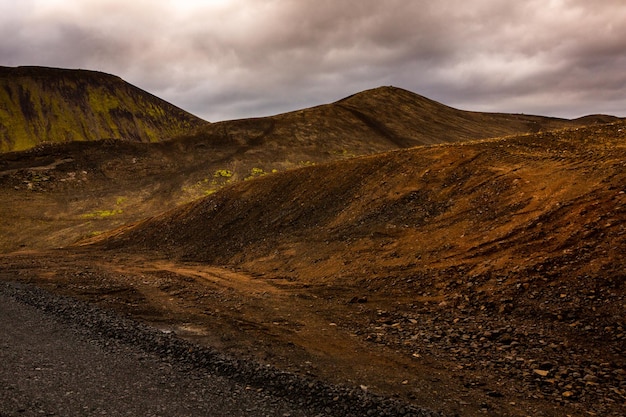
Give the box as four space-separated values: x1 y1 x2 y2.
0 281 440 417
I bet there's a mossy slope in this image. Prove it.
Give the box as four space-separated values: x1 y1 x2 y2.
0 66 207 152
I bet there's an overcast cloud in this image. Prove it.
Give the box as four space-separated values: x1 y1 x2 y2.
1 0 625 121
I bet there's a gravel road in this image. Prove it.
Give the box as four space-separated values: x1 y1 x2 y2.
0 281 440 417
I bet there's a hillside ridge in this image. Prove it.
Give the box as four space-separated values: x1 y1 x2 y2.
89 120 626 267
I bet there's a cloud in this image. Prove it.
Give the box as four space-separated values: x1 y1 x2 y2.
1 0 624 120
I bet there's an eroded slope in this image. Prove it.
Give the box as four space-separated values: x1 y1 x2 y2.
2 86 603 253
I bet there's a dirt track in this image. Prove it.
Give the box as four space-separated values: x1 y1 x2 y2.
1 280 446 417
2 247 623 417
0 288 310 417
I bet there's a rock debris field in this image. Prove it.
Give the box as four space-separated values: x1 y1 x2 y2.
0 281 441 417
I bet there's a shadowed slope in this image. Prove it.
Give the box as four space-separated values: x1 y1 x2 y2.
0 66 207 152
195 86 588 154
335 86 582 145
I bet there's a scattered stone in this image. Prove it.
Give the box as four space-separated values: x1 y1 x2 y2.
538 362 554 371
0 282 444 417
348 296 368 304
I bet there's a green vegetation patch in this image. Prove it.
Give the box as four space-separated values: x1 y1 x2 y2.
81 209 123 219
244 167 268 181
81 196 127 219
214 169 233 178
181 168 236 200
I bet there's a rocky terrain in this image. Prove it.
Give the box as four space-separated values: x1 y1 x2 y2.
1 121 623 416
77 120 625 416
0 67 624 416
1 280 444 417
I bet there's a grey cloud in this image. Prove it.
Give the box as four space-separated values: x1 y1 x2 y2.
1 0 624 120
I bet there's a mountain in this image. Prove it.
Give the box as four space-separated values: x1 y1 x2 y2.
193 85 587 155
0 71 624 416
79 120 626 416
0 82 619 253
0 66 206 152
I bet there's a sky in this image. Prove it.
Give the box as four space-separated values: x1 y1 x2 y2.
1 0 625 122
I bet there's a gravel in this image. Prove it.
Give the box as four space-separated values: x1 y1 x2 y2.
0 280 442 417
359 287 626 416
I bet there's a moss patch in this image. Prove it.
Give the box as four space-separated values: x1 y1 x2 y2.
0 66 206 152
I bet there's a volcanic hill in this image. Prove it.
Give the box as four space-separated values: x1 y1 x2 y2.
0 66 206 152
0 75 611 253
1 69 625 416
79 120 626 417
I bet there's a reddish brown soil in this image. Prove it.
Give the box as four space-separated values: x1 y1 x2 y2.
2 122 625 416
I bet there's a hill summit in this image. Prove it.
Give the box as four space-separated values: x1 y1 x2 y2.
0 66 207 152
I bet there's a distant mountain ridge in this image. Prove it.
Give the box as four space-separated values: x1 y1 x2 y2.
1 65 618 155
338 87 617 140
189 85 619 165
0 66 207 152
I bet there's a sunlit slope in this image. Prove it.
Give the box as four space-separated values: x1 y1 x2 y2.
0 66 206 152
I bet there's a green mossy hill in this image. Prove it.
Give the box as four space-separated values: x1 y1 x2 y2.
0 66 207 152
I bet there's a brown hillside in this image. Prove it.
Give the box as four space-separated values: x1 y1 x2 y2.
75 120 626 417
0 66 206 152
0 85 609 253
335 86 576 145
95 121 626 277
196 86 580 153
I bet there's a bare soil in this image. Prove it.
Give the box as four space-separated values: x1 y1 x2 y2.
0 286 318 417
1 240 623 417
1 79 625 416
2 122 625 416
